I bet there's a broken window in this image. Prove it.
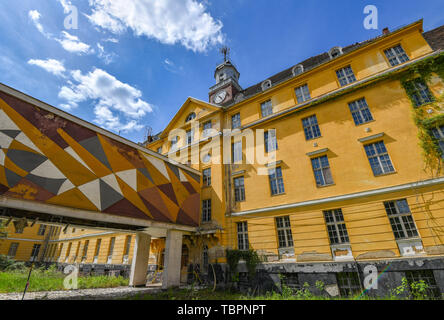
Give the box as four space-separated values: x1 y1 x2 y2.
280 273 300 290
405 270 441 299
336 272 361 297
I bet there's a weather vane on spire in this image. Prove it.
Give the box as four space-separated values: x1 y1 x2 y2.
220 46 230 62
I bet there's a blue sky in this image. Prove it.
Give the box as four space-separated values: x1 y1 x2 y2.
0 0 443 143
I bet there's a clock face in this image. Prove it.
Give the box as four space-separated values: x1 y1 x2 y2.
213 90 227 104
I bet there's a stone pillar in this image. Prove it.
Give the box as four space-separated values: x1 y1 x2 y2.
129 232 151 287
162 229 183 289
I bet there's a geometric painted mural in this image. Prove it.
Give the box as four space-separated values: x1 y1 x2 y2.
0 90 200 227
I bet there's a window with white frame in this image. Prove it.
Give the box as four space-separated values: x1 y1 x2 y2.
275 216 293 248
7 242 19 257
82 240 89 262
311 155 334 187
405 78 434 107
123 235 131 264
202 199 211 222
269 167 285 196
186 129 193 145
348 98 374 125
264 130 278 153
295 84 311 104
37 224 46 236
261 100 273 117
384 199 419 240
93 239 101 264
30 244 41 261
302 115 321 140
231 113 241 129
107 237 115 264
364 141 395 176
336 66 357 86
232 141 242 163
73 241 80 262
237 222 249 250
202 168 211 187
431 125 444 158
234 176 245 202
323 209 349 244
384 45 409 66
170 136 178 151
65 242 72 262
203 121 212 137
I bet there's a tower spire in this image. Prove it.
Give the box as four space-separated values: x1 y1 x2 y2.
220 46 230 62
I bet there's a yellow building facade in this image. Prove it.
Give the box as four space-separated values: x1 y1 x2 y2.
2 20 444 296
146 20 444 296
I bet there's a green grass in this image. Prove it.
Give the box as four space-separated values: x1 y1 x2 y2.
128 287 442 301
0 269 129 293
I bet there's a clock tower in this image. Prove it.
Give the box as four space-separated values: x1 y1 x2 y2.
209 58 242 106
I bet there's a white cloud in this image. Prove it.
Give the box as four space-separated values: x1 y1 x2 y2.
104 37 119 43
97 43 117 64
28 58 66 77
28 9 92 56
163 58 183 74
58 68 153 132
86 0 225 52
28 10 51 38
58 0 73 13
56 31 94 55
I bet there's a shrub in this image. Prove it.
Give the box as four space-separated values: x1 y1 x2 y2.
0 255 15 271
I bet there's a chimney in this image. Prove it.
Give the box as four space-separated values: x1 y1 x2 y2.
382 27 390 35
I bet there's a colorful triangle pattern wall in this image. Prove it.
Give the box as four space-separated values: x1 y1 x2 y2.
0 91 201 227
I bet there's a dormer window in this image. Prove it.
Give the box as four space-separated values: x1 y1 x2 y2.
185 112 196 122
329 47 343 59
261 79 272 91
292 65 304 77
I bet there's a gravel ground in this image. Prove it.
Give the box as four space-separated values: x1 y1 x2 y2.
0 284 163 300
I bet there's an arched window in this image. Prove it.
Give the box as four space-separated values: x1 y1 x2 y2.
261 79 272 91
185 112 196 122
292 64 304 77
329 47 343 59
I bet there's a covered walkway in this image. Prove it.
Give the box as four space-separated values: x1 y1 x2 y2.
0 83 201 288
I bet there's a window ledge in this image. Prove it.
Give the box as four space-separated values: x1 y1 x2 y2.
358 132 385 143
271 193 286 197
355 119 376 127
373 171 397 178
316 183 336 189
305 136 323 142
306 148 329 157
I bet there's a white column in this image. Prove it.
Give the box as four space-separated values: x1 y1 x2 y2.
162 229 183 289
129 232 151 287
